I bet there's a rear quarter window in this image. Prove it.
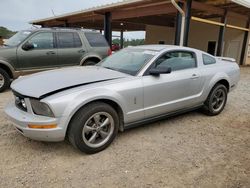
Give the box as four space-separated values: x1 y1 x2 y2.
84 33 108 47
203 54 216 65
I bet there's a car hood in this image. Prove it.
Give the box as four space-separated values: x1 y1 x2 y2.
11 66 128 99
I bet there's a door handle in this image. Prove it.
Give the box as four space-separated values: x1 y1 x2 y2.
191 74 199 79
46 51 56 55
78 49 85 53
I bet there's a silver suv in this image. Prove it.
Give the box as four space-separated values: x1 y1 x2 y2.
0 28 111 92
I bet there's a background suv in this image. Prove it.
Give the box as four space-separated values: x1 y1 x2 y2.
0 28 111 92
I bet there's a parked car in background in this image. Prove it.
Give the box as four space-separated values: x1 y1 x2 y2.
5 45 240 154
0 28 111 92
111 43 120 51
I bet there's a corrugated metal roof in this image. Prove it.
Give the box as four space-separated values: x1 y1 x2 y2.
30 0 145 24
232 0 250 8
30 0 250 26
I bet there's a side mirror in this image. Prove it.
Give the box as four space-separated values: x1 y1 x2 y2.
149 67 171 76
22 42 34 51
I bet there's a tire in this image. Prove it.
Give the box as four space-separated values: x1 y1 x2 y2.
83 60 98 66
0 68 10 92
68 102 119 154
202 84 228 116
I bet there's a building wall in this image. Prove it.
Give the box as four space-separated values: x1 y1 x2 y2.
188 20 220 52
224 28 245 62
245 37 250 65
145 25 175 45
145 17 249 65
245 27 250 65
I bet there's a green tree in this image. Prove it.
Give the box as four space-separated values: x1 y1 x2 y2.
0 26 16 38
112 38 145 47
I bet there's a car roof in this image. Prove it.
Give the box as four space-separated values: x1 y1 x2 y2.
129 45 201 53
21 27 100 33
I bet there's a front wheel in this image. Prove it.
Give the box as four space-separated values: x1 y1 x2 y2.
68 102 119 154
203 84 228 116
0 68 10 92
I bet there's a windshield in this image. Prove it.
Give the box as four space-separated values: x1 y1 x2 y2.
5 30 32 47
99 48 156 76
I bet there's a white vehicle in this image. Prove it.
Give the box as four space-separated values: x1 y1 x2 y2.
5 45 240 154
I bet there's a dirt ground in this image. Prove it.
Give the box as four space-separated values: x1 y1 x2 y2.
0 68 249 188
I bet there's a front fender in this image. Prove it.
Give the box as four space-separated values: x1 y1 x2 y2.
46 87 127 131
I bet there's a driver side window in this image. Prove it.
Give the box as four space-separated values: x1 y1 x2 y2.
28 32 54 49
153 51 196 71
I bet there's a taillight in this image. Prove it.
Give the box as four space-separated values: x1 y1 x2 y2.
108 48 112 56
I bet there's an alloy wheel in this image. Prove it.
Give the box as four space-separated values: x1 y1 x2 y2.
211 88 226 112
0 73 5 88
82 112 115 148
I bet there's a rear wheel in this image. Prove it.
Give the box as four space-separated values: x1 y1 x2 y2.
203 84 228 116
68 102 119 154
83 60 98 66
0 68 10 92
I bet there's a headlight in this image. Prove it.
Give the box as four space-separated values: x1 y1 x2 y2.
15 97 27 112
21 99 26 109
30 99 55 117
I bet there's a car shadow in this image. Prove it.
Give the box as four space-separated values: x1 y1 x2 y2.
119 109 202 135
3 109 204 156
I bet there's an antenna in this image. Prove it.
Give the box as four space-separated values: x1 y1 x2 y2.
51 9 56 16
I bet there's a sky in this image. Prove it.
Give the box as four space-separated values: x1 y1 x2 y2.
0 0 145 39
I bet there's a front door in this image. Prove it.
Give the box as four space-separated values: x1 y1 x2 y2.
143 50 202 118
17 32 57 71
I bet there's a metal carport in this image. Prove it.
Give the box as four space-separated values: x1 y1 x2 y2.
30 0 250 65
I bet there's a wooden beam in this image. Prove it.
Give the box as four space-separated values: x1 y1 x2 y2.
112 4 176 20
191 1 224 15
61 3 177 24
190 0 247 21
67 15 103 23
69 21 145 31
191 16 250 32
191 16 225 27
226 24 250 32
43 20 66 27
227 12 248 21
118 16 175 27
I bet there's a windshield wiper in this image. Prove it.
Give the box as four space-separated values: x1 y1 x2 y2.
103 67 118 71
103 66 133 76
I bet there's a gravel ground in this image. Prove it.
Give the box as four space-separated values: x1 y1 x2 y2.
0 68 249 188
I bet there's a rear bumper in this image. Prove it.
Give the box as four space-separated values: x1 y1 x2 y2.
4 101 65 142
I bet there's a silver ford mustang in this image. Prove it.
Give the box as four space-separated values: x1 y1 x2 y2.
5 45 240 154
